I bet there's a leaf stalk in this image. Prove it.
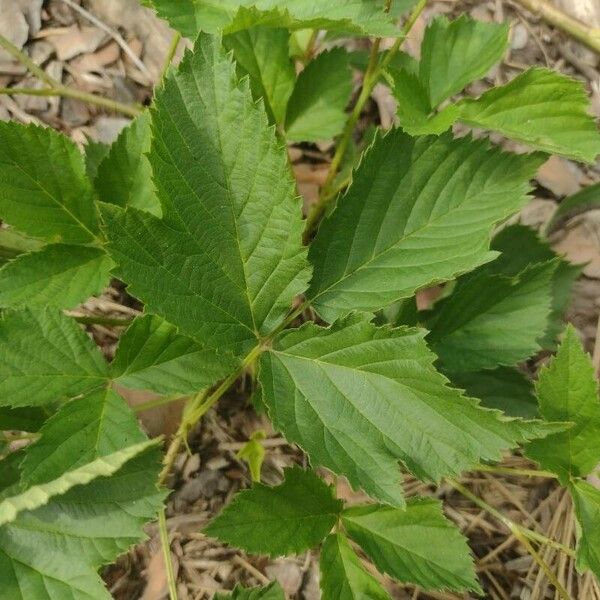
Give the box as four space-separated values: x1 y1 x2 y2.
0 33 142 118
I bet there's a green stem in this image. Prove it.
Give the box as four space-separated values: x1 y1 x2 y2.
447 479 575 558
158 508 179 600
71 315 133 327
476 465 558 479
160 32 182 82
302 0 429 242
0 33 142 118
0 34 57 87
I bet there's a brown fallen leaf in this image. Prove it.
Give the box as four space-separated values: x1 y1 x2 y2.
116 385 185 438
0 0 29 64
45 25 107 61
70 40 121 73
554 212 600 278
537 155 582 197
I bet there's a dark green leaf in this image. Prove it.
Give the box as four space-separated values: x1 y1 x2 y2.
449 368 537 419
0 309 108 407
426 261 558 372
205 467 342 556
102 34 309 355
0 245 113 309
111 314 238 395
0 122 100 244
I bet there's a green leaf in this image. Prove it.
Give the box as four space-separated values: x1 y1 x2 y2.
0 381 163 599
285 49 352 142
342 499 481 593
457 68 600 163
0 227 45 264
21 387 147 484
307 129 544 322
84 138 110 181
205 467 342 556
570 478 600 579
527 326 600 483
0 245 112 309
0 407 47 432
0 451 24 494
224 27 295 124
0 309 108 408
419 16 509 108
488 225 580 350
392 67 459 136
94 112 161 217
320 533 391 600
111 314 238 395
0 439 155 527
0 122 99 244
426 261 558 372
449 368 537 419
143 0 400 38
260 316 556 507
102 34 309 355
0 445 163 599
547 181 600 232
215 582 285 600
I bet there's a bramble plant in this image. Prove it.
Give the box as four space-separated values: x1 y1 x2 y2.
2 1 600 598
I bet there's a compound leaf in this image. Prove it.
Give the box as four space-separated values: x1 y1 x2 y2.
285 49 352 142
260 316 556 507
320 533 391 600
527 326 600 483
426 261 558 372
0 309 108 408
342 499 481 593
95 112 161 217
215 582 285 600
111 314 239 395
0 122 99 244
457 68 600 163
419 16 509 107
0 245 112 309
103 34 309 355
143 0 400 38
570 479 600 580
205 467 342 556
224 27 295 124
308 129 544 322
